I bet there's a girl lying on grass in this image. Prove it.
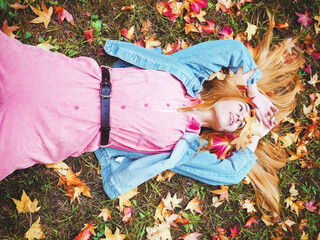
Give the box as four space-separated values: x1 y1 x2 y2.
0 15 303 214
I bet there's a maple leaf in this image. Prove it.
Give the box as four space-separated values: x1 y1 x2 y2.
276 21 289 30
278 219 296 232
175 211 191 225
101 226 126 240
229 225 241 238
133 38 145 48
74 223 94 240
29 1 53 29
210 185 229 202
179 232 202 240
212 196 223 208
162 41 181 55
121 26 135 40
146 222 172 240
308 73 320 86
164 212 179 227
241 199 257 213
185 22 200 35
118 187 138 211
98 208 112 221
185 196 204 215
163 1 183 22
37 41 55 51
245 42 259 59
84 28 94 46
295 11 313 27
218 25 233 39
1 19 20 38
121 207 133 224
298 219 308 231
245 22 257 41
305 199 317 212
289 184 299 197
244 216 258 227
141 19 152 34
300 231 309 240
10 1 28 10
202 19 217 34
121 4 135 11
53 6 75 26
46 161 69 176
187 0 207 14
144 35 161 49
12 190 41 213
291 200 305 216
210 132 236 159
24 217 46 240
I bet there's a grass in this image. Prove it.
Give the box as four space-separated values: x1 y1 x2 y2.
0 0 320 239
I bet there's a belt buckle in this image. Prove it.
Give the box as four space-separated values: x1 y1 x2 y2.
100 81 111 99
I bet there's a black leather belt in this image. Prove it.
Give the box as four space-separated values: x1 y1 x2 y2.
100 67 111 146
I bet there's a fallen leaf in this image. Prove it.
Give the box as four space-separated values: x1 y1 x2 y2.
45 161 69 176
212 196 223 208
53 6 75 25
245 22 257 41
12 190 40 213
210 132 236 159
121 207 133 224
305 199 317 212
277 21 289 30
101 226 126 240
241 199 257 213
245 42 259 59
118 187 138 211
291 200 305 216
244 216 258 227
296 11 313 27
121 4 135 11
300 231 309 240
187 0 207 14
185 196 204 215
121 26 135 40
218 25 233 39
146 222 172 240
229 225 240 238
155 201 165 222
24 217 46 240
201 19 217 34
84 28 94 46
210 185 229 202
144 35 161 49
10 1 28 10
308 73 320 86
29 1 53 29
178 232 202 240
141 19 152 34
74 223 94 240
289 184 299 197
278 219 296 232
185 22 200 35
1 19 20 38
98 208 112 221
37 41 55 51
298 219 308 231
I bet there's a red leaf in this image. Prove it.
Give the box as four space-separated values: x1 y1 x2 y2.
73 222 92 240
84 28 94 46
229 225 241 238
202 19 217 34
121 26 135 40
218 25 233 39
210 132 236 159
305 199 317 212
53 6 75 25
188 0 208 14
244 216 258 228
134 38 146 48
295 11 313 27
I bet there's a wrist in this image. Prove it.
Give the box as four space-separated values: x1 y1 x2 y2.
246 83 259 98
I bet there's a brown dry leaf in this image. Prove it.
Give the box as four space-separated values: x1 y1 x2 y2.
235 31 248 42
279 133 299 148
141 19 152 34
24 217 46 240
261 214 275 226
185 196 204 215
300 231 309 240
45 161 69 176
291 200 305 216
101 226 126 240
210 185 229 202
245 22 257 41
12 190 41 213
241 199 257 213
29 0 53 29
1 19 20 38
118 187 138 211
98 208 112 221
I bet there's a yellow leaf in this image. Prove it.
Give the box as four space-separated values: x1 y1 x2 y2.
29 1 53 29
101 226 126 240
212 196 223 208
144 35 161 49
185 196 204 215
154 201 165 222
24 217 46 240
241 199 257 213
291 200 305 216
36 41 55 51
45 161 69 176
308 73 320 86
82 223 96 236
12 190 40 213
146 222 172 240
210 185 229 202
289 184 299 197
261 214 275 226
300 231 309 240
118 187 138 211
278 219 296 232
246 22 257 41
185 22 199 34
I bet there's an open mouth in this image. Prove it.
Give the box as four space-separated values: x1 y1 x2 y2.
229 112 234 126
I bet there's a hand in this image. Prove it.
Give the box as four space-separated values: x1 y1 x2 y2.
251 92 278 128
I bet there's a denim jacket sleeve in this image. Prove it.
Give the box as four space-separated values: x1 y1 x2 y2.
94 133 257 199
104 40 261 97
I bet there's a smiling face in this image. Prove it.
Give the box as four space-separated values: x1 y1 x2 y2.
210 100 250 132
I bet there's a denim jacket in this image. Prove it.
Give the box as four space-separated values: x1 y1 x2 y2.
94 39 260 198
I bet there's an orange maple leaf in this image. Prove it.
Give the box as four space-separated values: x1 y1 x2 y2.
1 19 20 38
121 4 135 11
98 208 112 221
244 216 258 227
10 1 28 10
185 22 200 34
74 222 95 240
141 19 152 34
29 1 53 29
118 187 139 211
121 26 135 40
101 226 126 240
12 190 41 213
185 196 204 215
53 6 75 26
210 185 229 202
245 42 259 59
23 217 46 240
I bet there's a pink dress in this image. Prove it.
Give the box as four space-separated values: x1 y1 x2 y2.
0 31 200 180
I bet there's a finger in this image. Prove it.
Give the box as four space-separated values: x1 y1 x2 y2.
267 110 274 116
271 105 278 114
255 109 262 121
262 116 271 128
